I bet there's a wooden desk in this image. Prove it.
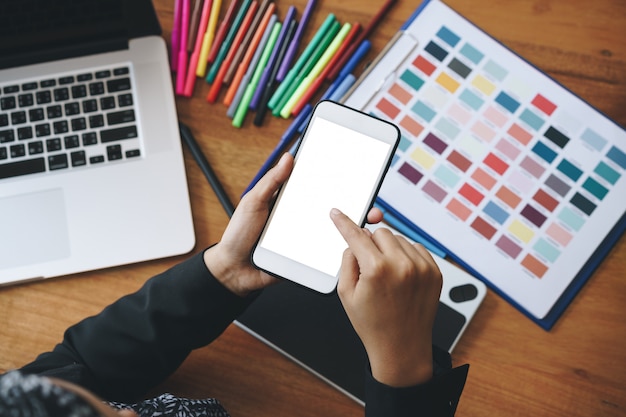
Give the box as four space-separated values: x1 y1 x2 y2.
1 0 625 415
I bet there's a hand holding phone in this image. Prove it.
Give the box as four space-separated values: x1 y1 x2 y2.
252 101 400 293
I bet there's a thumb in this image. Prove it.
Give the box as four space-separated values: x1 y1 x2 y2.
337 249 359 301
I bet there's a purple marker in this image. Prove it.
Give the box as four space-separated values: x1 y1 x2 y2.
276 0 317 82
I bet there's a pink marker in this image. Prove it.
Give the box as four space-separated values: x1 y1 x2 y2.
171 0 183 71
183 0 213 96
175 0 191 94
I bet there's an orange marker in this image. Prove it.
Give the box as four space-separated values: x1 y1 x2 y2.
223 3 275 106
206 0 258 103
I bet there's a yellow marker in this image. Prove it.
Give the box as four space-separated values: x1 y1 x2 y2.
196 0 223 77
279 23 351 119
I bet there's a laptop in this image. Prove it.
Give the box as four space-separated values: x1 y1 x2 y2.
236 222 486 404
0 0 195 285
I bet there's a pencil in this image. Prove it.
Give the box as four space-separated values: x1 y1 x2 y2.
326 0 398 81
206 0 259 102
196 0 223 76
279 22 351 118
223 2 275 106
179 122 235 217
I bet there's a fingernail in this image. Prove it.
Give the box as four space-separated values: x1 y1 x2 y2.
330 208 341 217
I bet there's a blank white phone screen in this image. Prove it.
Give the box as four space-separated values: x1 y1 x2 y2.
259 117 391 277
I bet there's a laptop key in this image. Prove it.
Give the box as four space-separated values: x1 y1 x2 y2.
0 114 8 127
0 129 15 143
71 85 87 99
18 93 34 107
3 85 19 94
53 87 69 101
11 111 26 124
29 108 45 122
101 125 138 143
107 110 135 125
0 147 6 160
59 76 75 85
90 155 105 164
36 90 52 104
71 151 87 167
47 105 62 118
10 144 26 158
46 138 62 152
107 144 123 161
35 123 51 137
28 141 44 155
107 78 131 93
89 82 105 96
17 126 33 140
0 157 46 179
48 154 69 170
1 96 16 110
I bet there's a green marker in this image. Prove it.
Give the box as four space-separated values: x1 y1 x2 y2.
279 21 349 118
273 19 340 117
268 13 335 110
206 0 252 84
233 22 282 128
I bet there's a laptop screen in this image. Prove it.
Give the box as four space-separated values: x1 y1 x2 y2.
0 0 160 69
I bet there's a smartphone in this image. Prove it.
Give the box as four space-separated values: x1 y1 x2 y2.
252 101 400 293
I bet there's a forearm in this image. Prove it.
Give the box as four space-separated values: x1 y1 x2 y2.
20 250 255 402
364 347 469 417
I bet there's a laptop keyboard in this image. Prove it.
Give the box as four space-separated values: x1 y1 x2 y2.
0 64 141 181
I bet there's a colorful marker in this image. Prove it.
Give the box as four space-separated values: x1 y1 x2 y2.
183 0 214 96
171 0 183 71
206 0 258 102
206 0 252 84
227 14 276 118
205 0 238 66
273 19 340 117
290 22 361 115
224 0 271 85
175 0 191 94
196 0 223 76
279 22 351 118
326 0 398 81
250 5 296 110
253 18 297 126
276 0 317 82
223 3 275 106
268 13 336 110
232 22 281 127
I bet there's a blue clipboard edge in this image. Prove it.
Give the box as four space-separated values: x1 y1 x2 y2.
376 197 626 331
368 0 626 330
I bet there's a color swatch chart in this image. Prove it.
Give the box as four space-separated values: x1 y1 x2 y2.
344 0 626 322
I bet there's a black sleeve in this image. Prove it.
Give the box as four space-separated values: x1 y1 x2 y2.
19 250 255 402
364 346 469 417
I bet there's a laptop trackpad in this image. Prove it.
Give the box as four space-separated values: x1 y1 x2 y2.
0 189 71 271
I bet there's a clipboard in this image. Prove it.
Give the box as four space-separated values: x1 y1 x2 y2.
343 0 626 329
